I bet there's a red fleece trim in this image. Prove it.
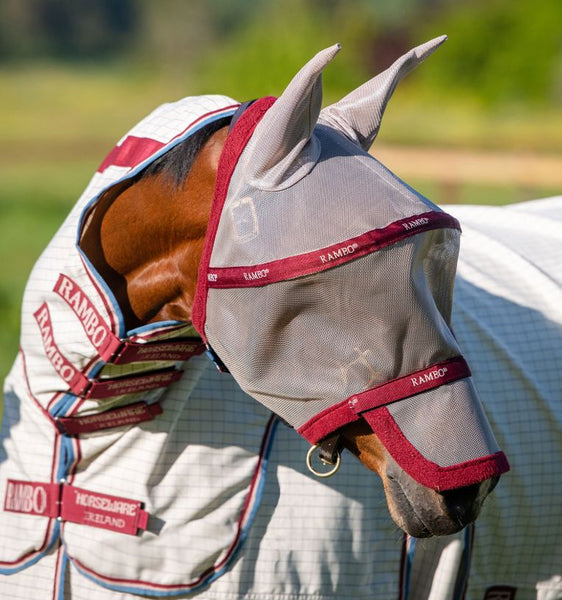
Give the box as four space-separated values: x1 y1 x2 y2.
363 407 510 491
206 211 460 288
192 97 277 339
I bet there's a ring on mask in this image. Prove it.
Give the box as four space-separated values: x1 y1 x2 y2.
306 443 342 478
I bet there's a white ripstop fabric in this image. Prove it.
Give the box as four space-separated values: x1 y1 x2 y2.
407 198 562 600
2 200 560 600
194 38 508 491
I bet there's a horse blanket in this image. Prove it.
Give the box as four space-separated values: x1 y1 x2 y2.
1 85 560 598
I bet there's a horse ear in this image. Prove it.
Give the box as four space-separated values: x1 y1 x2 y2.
243 44 341 189
319 36 447 151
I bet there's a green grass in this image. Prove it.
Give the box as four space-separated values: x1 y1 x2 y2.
381 96 562 153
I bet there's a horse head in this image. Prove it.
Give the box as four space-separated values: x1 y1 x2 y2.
84 37 508 538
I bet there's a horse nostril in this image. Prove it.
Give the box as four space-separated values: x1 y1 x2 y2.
441 482 482 525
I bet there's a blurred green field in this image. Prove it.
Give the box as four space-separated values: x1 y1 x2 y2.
1 62 561 382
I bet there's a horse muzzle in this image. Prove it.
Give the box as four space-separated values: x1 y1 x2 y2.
384 456 500 538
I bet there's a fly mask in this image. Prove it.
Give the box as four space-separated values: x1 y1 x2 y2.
192 37 509 491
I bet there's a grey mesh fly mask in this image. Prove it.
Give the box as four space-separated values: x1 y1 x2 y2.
192 38 509 491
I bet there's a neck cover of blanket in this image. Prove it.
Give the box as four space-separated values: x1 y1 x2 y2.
17 95 239 420
193 42 509 492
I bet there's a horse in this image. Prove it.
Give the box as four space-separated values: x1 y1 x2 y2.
1 36 561 599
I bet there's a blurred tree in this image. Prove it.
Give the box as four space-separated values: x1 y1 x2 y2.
0 0 138 62
416 0 562 105
189 0 377 100
0 0 559 108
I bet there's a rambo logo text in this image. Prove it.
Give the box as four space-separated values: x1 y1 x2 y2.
319 243 359 264
54 274 111 350
411 366 448 387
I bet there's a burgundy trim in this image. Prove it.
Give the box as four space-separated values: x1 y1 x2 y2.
297 356 509 490
52 545 66 600
363 407 510 491
207 211 460 288
98 136 164 173
192 97 277 340
298 357 470 444
298 401 359 444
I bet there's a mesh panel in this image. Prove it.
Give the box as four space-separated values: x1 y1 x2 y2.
199 101 508 486
210 126 441 268
206 232 461 429
386 378 500 467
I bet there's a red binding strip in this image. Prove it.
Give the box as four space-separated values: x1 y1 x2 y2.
54 274 205 364
298 357 470 444
206 211 460 288
4 480 149 536
348 356 471 415
97 104 239 173
98 136 164 173
56 402 163 435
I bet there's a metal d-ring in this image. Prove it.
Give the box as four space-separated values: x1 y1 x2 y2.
306 443 342 478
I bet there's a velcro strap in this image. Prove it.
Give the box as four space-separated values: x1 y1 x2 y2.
4 480 149 535
70 368 183 399
56 401 163 435
107 338 205 365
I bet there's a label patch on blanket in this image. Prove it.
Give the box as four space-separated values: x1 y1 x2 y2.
483 586 517 600
4 480 149 535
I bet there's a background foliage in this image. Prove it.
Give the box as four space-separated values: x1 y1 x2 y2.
1 0 561 379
